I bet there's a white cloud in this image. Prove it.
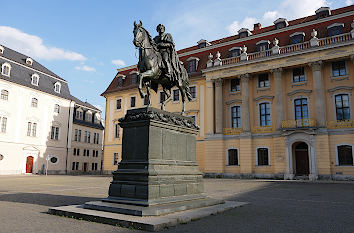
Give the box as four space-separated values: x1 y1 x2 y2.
0 26 86 61
227 0 329 35
346 0 353 6
227 17 257 35
75 65 96 72
112 59 126 67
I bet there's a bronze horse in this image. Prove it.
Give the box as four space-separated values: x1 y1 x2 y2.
133 21 192 114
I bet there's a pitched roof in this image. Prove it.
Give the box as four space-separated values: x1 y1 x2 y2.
70 95 101 112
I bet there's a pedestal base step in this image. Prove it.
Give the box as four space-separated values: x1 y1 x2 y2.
48 200 247 232
84 197 223 216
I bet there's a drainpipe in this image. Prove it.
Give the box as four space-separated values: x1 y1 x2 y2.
65 100 73 174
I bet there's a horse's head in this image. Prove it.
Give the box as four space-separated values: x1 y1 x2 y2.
133 20 145 48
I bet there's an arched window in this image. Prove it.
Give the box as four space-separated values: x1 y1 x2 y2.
75 109 83 120
1 90 9 101
31 98 38 108
2 63 11 77
31 74 39 86
54 82 61 93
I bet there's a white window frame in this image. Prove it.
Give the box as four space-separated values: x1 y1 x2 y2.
186 57 199 73
1 89 9 101
116 98 122 111
335 144 354 166
255 146 271 166
331 92 352 121
257 101 272 127
189 85 197 100
229 104 242 128
0 116 7 133
85 110 92 122
292 96 310 120
76 109 83 120
1 63 12 77
31 74 40 86
27 121 38 137
172 88 180 103
54 104 60 114
226 147 239 166
130 95 137 109
54 82 61 93
31 98 38 108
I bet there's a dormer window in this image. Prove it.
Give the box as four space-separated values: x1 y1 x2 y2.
273 18 289 30
130 72 138 85
316 7 331 19
229 47 241 57
1 63 11 77
117 75 125 87
0 46 4 54
26 57 33 66
31 74 39 86
197 39 211 49
94 113 100 124
85 111 92 122
187 57 199 73
238 28 252 38
290 32 305 44
327 23 344 37
75 109 83 120
54 82 61 93
256 40 270 52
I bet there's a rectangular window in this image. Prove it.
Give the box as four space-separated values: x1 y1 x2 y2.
27 122 37 137
1 117 7 133
328 26 343 37
160 92 166 104
76 162 79 170
188 59 196 73
83 149 86 156
230 79 240 92
113 153 119 165
27 122 32 136
335 94 350 120
84 131 88 143
190 86 197 99
190 115 196 123
229 49 240 58
114 123 120 138
72 162 75 170
78 130 81 142
87 150 90 157
258 74 269 88
87 132 91 143
290 35 304 44
294 98 309 121
130 73 138 85
259 103 271 126
1 90 9 100
293 67 306 83
116 99 122 110
332 61 346 77
337 145 353 166
96 133 99 144
228 149 239 165
73 148 76 155
231 106 241 128
74 129 78 141
130 96 136 108
257 148 269 166
77 148 80 156
173 89 180 101
50 126 59 140
31 98 38 108
54 104 60 113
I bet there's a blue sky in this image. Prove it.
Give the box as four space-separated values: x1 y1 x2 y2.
0 0 351 116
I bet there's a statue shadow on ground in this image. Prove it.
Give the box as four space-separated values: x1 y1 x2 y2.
0 192 101 207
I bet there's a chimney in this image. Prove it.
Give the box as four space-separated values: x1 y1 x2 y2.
253 23 262 32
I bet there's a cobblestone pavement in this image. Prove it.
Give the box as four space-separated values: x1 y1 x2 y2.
0 175 353 233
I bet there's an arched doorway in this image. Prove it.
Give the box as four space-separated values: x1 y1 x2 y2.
293 142 309 176
26 156 34 173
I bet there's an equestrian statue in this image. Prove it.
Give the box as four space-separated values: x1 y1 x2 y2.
133 21 192 114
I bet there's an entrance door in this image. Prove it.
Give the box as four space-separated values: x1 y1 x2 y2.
26 156 34 173
295 142 309 175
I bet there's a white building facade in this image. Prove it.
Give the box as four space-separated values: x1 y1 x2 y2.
0 46 76 174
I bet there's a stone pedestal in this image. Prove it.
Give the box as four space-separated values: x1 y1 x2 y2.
85 107 223 216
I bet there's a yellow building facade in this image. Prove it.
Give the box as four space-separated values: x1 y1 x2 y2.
102 6 354 180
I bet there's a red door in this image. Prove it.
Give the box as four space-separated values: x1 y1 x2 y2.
26 156 34 173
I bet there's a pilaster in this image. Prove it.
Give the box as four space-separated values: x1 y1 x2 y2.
205 79 215 135
215 79 223 134
309 61 325 127
271 68 284 129
240 74 250 132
